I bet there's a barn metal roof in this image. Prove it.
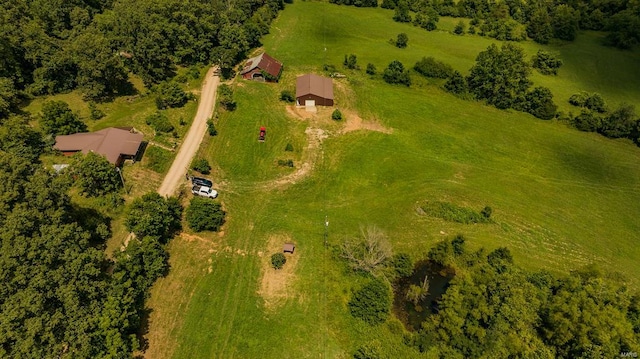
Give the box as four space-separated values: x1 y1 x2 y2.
240 53 283 78
296 74 334 100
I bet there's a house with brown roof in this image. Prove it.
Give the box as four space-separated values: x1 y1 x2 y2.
240 53 283 82
53 127 144 166
296 74 334 107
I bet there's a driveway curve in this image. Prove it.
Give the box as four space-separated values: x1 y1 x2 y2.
157 67 220 197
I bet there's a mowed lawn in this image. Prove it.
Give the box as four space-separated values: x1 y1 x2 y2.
144 3 640 359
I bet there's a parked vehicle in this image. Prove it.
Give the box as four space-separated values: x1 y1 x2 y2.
191 176 213 188
192 185 218 198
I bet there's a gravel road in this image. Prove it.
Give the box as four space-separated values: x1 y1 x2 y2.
157 67 220 197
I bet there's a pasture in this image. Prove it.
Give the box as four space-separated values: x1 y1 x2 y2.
144 2 640 358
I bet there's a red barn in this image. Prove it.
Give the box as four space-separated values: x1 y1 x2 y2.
296 74 334 107
240 53 283 82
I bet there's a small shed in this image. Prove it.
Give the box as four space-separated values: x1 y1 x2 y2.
240 53 283 82
296 74 334 107
283 243 295 254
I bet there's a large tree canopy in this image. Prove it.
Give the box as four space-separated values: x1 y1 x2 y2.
467 43 531 110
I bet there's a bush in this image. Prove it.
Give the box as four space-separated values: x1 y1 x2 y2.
218 84 236 111
155 81 189 109
584 93 607 113
353 342 381 359
481 206 493 219
572 111 602 132
146 112 174 133
395 33 408 48
383 60 411 86
344 54 358 69
599 103 638 139
569 92 587 107
280 90 295 103
207 119 217 136
413 57 454 79
390 253 413 278
271 253 286 269
186 197 225 232
366 63 376 75
569 92 607 113
88 102 105 120
454 20 466 35
285 143 294 152
531 50 563 75
421 201 492 224
444 71 468 95
191 158 211 174
348 279 392 325
332 109 343 121
277 159 294 167
524 86 557 120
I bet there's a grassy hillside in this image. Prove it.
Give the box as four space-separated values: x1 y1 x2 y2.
144 2 640 359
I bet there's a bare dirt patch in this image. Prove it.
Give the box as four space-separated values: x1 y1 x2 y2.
285 105 315 120
340 111 393 134
257 234 300 311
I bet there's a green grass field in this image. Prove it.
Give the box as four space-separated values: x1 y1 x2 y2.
144 3 640 358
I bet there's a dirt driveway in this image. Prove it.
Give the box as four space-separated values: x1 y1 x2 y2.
157 67 220 197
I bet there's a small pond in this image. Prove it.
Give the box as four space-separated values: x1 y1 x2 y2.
392 260 455 331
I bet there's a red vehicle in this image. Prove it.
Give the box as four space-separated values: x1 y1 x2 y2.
259 126 266 142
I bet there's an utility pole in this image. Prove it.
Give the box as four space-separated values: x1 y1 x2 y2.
116 167 128 194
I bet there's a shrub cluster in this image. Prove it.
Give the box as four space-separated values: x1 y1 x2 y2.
280 90 295 103
344 54 358 69
218 84 236 111
155 81 189 109
413 57 454 79
348 278 392 325
186 197 225 232
383 60 411 86
569 92 607 113
420 201 493 224
191 158 211 174
146 112 174 133
532 50 563 75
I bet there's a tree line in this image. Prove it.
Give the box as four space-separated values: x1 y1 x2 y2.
0 0 286 120
330 0 640 49
344 233 640 358
0 148 184 357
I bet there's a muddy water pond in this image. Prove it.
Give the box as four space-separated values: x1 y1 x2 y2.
393 260 455 331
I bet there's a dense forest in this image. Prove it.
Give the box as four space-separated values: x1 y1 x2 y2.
414 237 640 358
0 0 285 357
0 0 285 119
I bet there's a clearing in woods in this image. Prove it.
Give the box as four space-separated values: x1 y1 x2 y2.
144 2 640 359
